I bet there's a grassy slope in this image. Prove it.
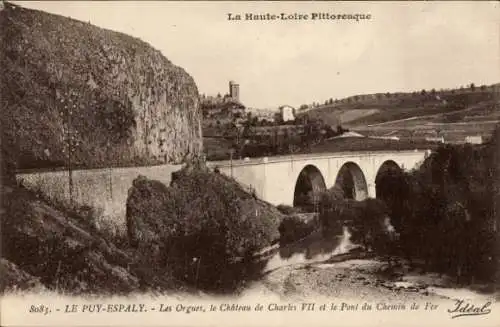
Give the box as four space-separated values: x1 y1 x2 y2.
353 100 500 143
301 85 500 129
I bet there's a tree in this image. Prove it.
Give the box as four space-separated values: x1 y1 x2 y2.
127 171 279 291
388 144 498 283
274 112 284 125
282 128 291 154
323 124 337 138
470 83 476 92
251 116 259 126
295 114 306 126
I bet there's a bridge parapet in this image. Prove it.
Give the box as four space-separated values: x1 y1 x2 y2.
208 149 432 206
208 149 431 168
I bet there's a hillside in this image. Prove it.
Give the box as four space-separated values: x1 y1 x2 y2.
299 84 500 141
0 2 202 171
355 107 500 144
1 181 181 294
298 136 440 154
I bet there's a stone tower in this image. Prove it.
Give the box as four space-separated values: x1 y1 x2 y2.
229 80 240 102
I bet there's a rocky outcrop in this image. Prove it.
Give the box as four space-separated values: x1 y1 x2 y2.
1 181 187 294
126 167 282 251
0 2 202 170
125 167 283 290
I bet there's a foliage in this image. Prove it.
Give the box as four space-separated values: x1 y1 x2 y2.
126 165 281 292
204 113 347 160
278 215 316 245
0 181 182 295
318 194 390 243
380 134 499 284
375 167 411 230
276 204 302 215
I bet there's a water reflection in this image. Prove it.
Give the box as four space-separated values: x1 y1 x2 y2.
264 226 358 272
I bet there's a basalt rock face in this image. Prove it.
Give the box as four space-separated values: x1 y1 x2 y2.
0 3 202 170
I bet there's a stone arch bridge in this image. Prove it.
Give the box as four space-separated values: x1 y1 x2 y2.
208 150 431 207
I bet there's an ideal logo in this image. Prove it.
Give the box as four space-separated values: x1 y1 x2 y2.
447 299 492 319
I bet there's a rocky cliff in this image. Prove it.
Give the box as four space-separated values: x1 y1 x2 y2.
0 2 202 170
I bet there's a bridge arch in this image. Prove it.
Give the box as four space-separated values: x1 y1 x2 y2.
375 160 403 198
293 164 326 210
334 162 368 201
375 160 408 229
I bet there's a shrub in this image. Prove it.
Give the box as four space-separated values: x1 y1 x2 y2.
276 204 301 215
1 184 142 295
318 186 348 236
126 164 281 292
278 215 315 245
319 195 392 247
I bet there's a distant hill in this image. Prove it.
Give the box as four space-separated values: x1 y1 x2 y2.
298 84 500 128
296 84 500 144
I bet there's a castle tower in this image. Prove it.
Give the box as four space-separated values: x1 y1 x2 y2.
229 80 240 102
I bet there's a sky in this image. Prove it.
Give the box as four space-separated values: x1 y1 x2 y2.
13 1 500 109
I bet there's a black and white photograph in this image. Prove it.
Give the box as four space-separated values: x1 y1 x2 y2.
0 1 499 326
